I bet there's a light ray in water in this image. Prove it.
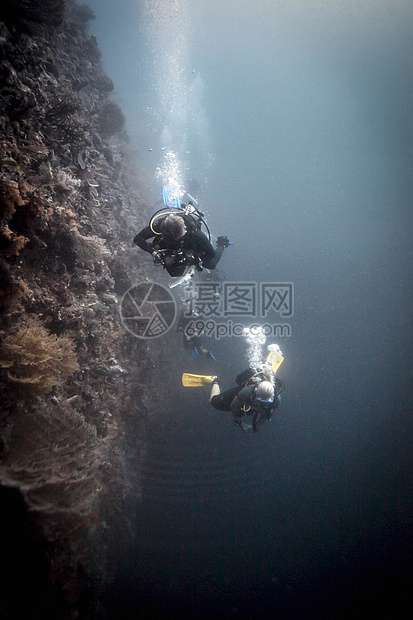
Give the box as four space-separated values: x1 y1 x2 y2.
142 0 212 196
142 0 190 188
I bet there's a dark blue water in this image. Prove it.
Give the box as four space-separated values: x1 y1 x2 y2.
103 325 412 618
86 1 413 617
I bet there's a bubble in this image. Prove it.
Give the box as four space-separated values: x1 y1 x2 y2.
243 325 267 371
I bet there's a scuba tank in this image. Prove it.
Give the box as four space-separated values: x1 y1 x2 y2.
150 187 212 283
149 203 211 241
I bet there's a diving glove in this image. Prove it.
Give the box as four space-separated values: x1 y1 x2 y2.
152 250 163 264
217 236 230 248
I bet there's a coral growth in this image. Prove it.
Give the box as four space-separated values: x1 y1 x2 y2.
71 229 110 262
0 224 29 256
3 0 65 33
0 401 101 515
54 169 81 193
98 100 126 137
0 179 25 220
70 3 95 26
0 316 79 393
0 0 169 614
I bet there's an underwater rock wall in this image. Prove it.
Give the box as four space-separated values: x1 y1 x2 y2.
0 1 170 616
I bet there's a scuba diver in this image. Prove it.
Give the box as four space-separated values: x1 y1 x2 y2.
133 201 231 279
208 367 284 431
182 344 285 432
176 311 216 361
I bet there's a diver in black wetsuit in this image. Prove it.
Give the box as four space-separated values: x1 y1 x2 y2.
176 311 216 361
209 367 283 431
133 210 230 277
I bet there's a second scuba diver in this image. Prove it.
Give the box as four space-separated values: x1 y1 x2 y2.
134 204 230 278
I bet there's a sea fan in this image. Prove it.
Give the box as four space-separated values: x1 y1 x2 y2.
0 402 101 515
0 317 79 393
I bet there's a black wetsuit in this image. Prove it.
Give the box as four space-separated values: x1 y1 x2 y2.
210 369 283 431
177 313 213 358
134 215 224 277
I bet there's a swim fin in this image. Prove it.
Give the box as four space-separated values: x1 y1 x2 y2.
162 186 181 210
265 344 284 374
182 373 217 387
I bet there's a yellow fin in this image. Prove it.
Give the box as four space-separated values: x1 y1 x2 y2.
182 373 217 387
265 351 284 374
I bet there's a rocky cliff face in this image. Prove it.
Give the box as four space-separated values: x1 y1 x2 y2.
0 1 178 616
